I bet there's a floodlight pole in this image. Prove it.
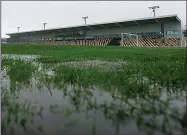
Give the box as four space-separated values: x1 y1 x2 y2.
82 16 88 25
43 23 47 30
17 27 20 32
148 6 159 17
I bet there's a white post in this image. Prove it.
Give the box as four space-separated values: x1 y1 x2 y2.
180 29 183 47
121 33 123 46
180 36 183 47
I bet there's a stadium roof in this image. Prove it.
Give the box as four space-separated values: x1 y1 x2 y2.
6 14 181 35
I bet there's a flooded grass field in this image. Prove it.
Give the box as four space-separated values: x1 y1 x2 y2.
1 44 187 135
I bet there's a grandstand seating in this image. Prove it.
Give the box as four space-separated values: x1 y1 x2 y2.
54 37 112 46
120 35 181 47
15 36 181 47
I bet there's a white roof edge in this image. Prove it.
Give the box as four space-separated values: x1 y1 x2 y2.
6 14 181 35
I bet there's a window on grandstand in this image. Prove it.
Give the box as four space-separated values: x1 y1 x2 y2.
166 31 171 35
65 37 74 40
104 35 110 38
183 30 187 36
117 34 121 37
166 31 179 35
94 35 104 38
108 34 118 38
86 37 92 39
154 32 161 35
143 33 150 36
174 31 180 35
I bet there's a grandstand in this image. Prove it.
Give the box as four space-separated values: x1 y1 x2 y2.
6 14 186 47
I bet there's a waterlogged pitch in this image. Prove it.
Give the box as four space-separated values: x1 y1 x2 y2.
1 44 186 135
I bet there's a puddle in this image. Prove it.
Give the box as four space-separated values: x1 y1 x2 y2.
1 57 186 135
1 66 186 135
2 55 127 71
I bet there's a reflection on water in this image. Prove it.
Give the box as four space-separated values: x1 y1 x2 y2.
1 61 186 135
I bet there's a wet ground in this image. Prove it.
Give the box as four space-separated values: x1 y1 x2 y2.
1 54 186 135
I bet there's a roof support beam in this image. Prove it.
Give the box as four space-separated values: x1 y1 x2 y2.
53 30 62 36
62 29 70 31
74 28 83 31
53 30 61 33
155 18 161 24
99 24 108 28
134 21 140 25
115 23 123 27
175 16 181 23
86 26 94 29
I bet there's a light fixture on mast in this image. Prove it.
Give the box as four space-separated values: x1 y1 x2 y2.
148 6 159 17
82 16 88 25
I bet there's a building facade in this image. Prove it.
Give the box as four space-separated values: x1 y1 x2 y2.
7 14 183 47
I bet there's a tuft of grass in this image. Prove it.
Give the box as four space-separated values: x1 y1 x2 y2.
2 58 37 83
52 59 185 98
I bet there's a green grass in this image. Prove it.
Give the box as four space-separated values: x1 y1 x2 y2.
2 44 185 63
2 58 36 83
2 44 185 90
1 44 186 134
53 61 185 97
2 44 185 99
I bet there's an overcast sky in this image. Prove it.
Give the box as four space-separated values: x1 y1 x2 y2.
2 1 186 38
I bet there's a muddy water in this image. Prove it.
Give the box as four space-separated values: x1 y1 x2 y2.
1 56 186 135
